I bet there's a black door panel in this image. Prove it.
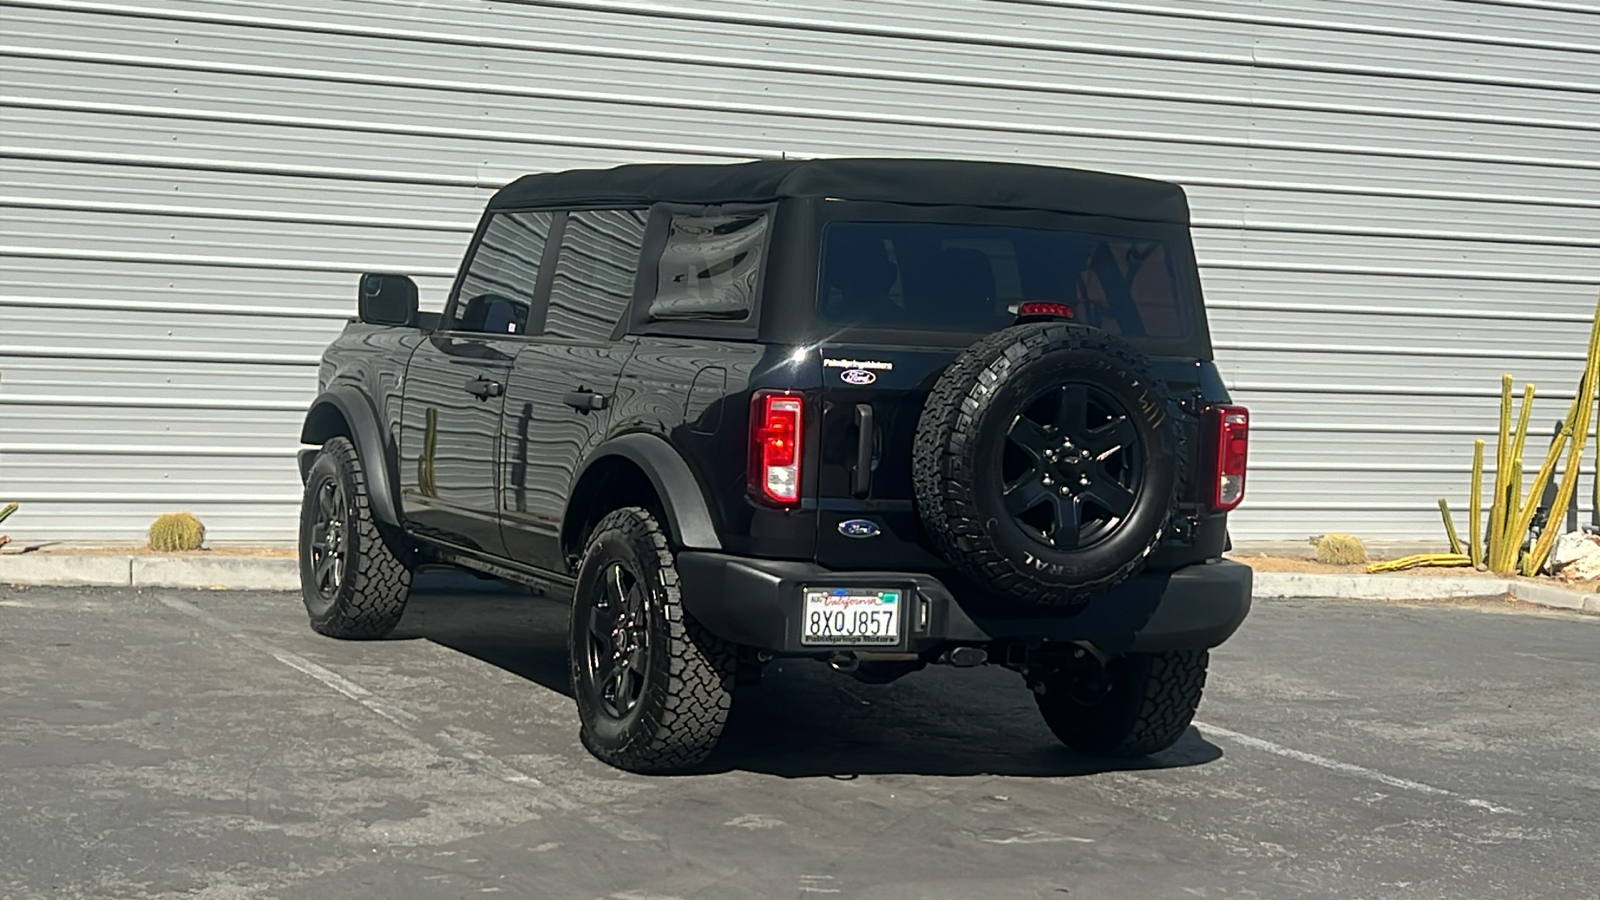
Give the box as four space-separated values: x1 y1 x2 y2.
398 334 517 555
500 340 634 572
813 344 962 570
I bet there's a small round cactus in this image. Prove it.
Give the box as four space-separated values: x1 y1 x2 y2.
1312 532 1367 566
149 512 206 552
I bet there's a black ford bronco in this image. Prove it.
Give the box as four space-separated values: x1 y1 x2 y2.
297 158 1252 773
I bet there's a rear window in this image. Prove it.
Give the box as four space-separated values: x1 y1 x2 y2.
817 221 1193 341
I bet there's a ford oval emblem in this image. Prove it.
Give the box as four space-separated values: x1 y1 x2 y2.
840 368 876 386
838 519 881 538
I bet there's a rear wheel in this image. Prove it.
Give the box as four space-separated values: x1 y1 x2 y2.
1034 650 1207 757
570 507 736 773
298 436 412 639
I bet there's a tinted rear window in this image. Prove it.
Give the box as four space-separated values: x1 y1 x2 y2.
817 221 1193 341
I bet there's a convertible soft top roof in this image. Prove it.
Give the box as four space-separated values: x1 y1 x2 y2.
487 158 1190 224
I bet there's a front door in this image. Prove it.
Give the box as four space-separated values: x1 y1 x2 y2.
398 208 557 556
398 333 517 555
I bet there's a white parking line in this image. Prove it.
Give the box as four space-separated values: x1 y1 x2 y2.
157 594 419 727
1194 720 1520 815
155 594 664 842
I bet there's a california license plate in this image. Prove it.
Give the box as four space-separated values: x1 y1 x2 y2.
801 587 903 646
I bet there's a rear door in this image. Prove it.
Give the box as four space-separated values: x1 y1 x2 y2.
399 210 555 556
809 216 1205 570
500 209 648 573
814 344 960 571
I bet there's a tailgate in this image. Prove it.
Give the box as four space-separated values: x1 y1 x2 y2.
813 344 960 571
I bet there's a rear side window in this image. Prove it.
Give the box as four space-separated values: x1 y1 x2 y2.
650 213 768 321
818 221 1192 342
544 209 649 341
450 211 553 335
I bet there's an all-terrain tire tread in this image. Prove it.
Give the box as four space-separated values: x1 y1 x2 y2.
576 507 736 773
305 437 411 639
913 322 1177 606
1037 650 1208 757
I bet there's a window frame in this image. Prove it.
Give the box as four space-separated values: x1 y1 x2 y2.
799 200 1211 357
440 208 564 339
622 202 777 341
542 206 652 343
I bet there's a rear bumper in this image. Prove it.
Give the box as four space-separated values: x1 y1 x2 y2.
675 554 1252 654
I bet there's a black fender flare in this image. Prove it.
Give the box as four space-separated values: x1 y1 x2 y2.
568 433 721 551
300 386 404 529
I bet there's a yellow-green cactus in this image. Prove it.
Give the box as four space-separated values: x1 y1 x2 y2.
1312 533 1367 565
149 512 206 552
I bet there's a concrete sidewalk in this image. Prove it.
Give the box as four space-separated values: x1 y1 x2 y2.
1 551 1594 613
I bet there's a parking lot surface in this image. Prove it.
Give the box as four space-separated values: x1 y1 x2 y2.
2 575 1596 900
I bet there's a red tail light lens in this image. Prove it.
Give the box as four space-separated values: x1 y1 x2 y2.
1210 405 1249 512
1014 301 1074 319
751 391 803 506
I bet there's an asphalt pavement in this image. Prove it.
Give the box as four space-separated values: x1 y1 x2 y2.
1 574 1596 900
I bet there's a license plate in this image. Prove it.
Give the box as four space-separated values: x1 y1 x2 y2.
801 587 903 646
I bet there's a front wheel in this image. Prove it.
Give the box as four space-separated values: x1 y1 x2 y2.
1034 650 1208 757
570 507 736 773
298 436 412 639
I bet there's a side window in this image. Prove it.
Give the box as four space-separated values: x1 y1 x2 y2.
1075 240 1185 338
450 211 553 335
651 213 768 321
544 209 649 341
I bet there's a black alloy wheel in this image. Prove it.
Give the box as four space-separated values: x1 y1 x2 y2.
569 506 736 773
585 562 651 719
1002 382 1143 551
297 436 412 639
912 322 1182 606
307 476 350 601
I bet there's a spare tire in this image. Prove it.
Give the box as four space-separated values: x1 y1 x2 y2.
913 322 1181 607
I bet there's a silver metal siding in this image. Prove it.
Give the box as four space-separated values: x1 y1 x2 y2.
1 0 1595 542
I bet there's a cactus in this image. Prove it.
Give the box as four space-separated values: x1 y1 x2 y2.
1468 440 1485 568
148 512 206 552
1438 498 1463 555
1367 553 1469 573
1312 533 1367 565
1522 291 1600 576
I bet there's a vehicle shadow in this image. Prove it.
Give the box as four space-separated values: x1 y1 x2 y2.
394 569 1223 780
391 569 575 698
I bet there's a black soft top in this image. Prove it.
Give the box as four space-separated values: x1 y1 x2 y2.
487 158 1189 224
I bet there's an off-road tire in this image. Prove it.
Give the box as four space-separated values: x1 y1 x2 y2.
1035 650 1208 757
298 436 412 639
914 321 1182 606
570 507 737 773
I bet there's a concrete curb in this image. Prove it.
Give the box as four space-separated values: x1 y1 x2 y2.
132 556 299 591
1253 572 1600 614
0 554 298 591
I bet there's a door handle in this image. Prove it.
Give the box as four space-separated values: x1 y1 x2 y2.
852 403 875 498
464 376 503 400
562 390 609 412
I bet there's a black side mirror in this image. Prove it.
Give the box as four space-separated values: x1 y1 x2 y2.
358 273 418 327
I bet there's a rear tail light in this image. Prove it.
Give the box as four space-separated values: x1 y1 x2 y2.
1210 405 1249 512
750 391 804 507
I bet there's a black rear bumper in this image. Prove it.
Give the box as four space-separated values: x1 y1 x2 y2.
675 554 1252 654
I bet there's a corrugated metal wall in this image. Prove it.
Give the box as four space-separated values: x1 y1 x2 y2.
1 0 1596 543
